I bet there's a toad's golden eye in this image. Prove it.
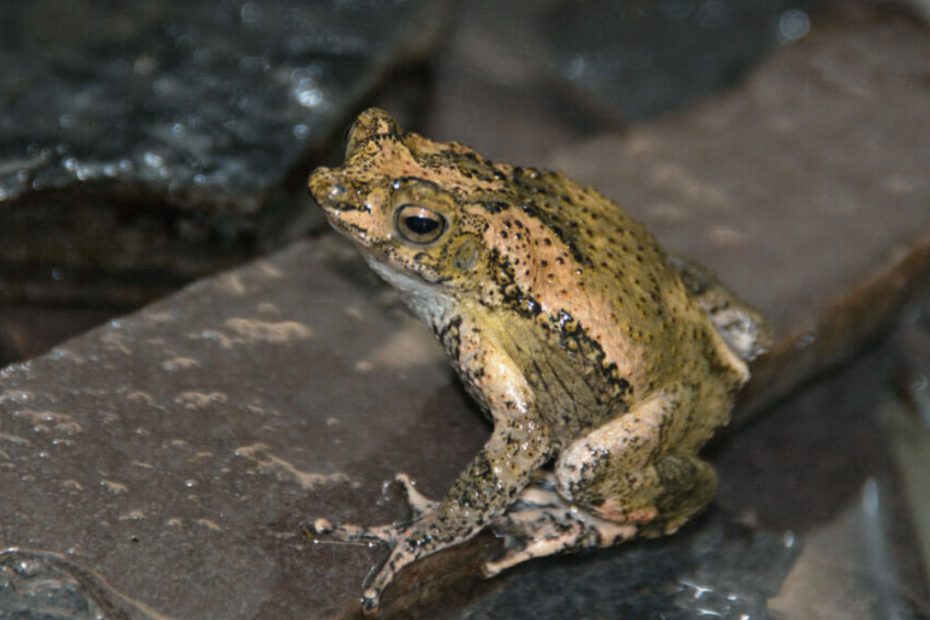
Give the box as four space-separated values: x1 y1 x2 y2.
394 204 447 244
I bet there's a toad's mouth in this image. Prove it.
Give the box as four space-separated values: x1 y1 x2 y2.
324 215 371 244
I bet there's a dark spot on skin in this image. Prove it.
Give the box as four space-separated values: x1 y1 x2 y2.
481 201 510 213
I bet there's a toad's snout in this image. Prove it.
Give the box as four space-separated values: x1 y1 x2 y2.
307 166 347 213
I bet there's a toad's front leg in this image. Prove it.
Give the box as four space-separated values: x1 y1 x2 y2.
308 348 551 613
310 414 551 612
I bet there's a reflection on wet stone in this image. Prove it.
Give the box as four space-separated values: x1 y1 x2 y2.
0 550 134 620
447 516 799 619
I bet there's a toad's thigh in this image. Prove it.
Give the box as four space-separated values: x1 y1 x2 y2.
555 394 669 521
554 388 716 529
556 391 672 495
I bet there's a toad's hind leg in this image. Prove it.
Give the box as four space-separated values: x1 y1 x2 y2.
667 253 771 362
555 388 718 537
486 389 718 574
485 472 638 576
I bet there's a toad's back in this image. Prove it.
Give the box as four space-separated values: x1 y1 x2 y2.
470 165 748 427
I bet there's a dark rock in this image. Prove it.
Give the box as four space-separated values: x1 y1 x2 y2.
0 0 448 310
539 0 823 122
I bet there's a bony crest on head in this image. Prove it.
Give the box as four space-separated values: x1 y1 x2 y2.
345 107 403 157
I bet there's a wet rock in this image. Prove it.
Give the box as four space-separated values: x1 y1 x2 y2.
439 0 822 125
0 549 142 620
538 0 822 122
714 335 930 619
0 0 447 310
443 517 800 619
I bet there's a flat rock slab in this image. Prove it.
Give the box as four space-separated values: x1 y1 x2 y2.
0 238 487 619
1 240 926 619
0 0 446 306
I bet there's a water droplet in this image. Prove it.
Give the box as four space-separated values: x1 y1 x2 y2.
296 87 323 108
143 151 164 168
778 9 810 42
292 123 310 140
565 55 586 80
240 2 262 26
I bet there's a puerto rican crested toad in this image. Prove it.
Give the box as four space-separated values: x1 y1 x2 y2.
307 108 769 612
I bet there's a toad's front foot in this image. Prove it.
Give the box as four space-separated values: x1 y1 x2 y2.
305 473 447 613
307 518 427 612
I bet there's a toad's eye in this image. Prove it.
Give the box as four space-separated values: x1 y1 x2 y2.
394 204 447 244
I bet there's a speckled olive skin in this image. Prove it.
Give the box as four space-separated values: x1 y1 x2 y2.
308 108 769 612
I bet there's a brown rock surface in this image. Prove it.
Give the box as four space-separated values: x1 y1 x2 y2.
0 239 486 618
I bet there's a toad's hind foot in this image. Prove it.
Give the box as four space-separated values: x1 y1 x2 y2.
393 472 439 518
667 253 771 362
305 473 438 546
306 516 398 545
485 475 637 577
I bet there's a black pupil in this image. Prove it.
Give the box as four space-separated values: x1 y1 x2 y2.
404 215 439 236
